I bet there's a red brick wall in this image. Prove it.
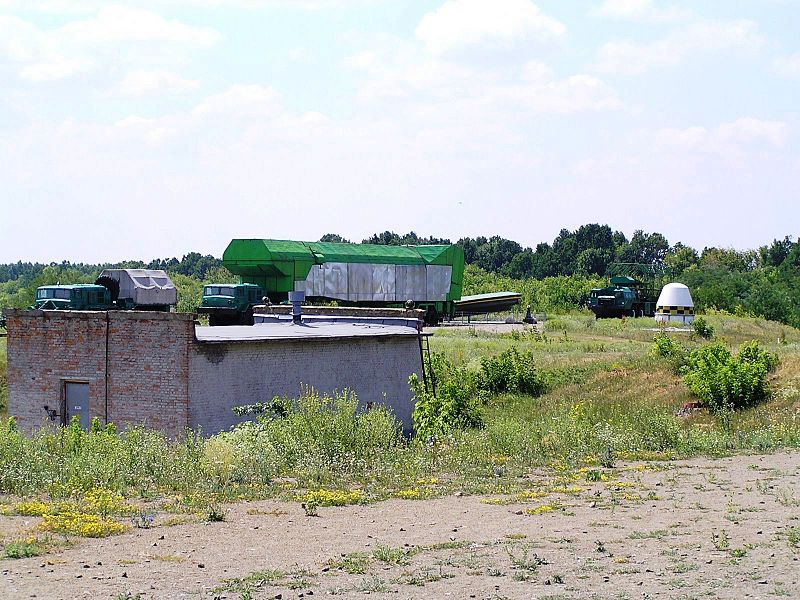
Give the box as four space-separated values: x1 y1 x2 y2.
5 310 107 431
4 310 194 437
106 311 193 438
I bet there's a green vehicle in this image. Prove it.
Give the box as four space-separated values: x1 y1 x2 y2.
587 263 662 319
29 270 178 313
30 284 112 311
198 283 264 326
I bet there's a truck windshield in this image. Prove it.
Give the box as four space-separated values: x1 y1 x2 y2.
37 288 71 300
204 286 236 296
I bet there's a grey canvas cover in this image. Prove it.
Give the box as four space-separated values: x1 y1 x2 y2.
99 269 178 306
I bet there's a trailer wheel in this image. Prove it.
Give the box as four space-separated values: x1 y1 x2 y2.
424 306 439 326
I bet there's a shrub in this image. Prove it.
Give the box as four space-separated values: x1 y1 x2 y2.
681 341 778 412
692 316 714 339
227 388 404 481
650 333 686 371
410 353 483 438
479 347 546 396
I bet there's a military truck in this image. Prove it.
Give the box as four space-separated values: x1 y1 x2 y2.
587 263 661 318
198 283 264 326
31 284 112 310
29 269 178 312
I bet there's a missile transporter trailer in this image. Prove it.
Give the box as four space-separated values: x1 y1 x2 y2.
216 239 465 325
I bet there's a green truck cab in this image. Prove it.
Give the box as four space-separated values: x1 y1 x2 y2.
198 283 264 326
588 274 657 319
31 285 112 311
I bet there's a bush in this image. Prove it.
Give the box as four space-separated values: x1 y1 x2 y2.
681 341 778 412
692 316 714 339
411 353 483 438
479 347 547 396
650 333 686 372
226 388 403 482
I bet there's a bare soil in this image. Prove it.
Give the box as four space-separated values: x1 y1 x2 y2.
2 451 800 600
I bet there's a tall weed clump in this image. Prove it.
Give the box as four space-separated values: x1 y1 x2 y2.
682 341 778 412
410 353 483 438
227 388 403 483
479 347 547 396
0 417 193 497
650 333 686 373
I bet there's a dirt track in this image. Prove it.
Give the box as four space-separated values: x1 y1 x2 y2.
2 452 799 600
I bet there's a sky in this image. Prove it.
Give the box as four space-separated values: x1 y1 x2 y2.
0 0 798 264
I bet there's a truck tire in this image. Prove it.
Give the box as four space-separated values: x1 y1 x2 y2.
424 306 439 326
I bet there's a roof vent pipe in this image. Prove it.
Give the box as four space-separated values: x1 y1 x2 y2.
288 291 305 324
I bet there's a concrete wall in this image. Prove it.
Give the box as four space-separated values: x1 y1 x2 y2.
188 335 422 434
4 310 194 437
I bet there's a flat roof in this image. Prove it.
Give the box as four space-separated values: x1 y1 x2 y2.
195 321 420 343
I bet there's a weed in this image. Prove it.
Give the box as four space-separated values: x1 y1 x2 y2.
204 504 225 522
692 316 715 340
585 469 603 482
131 510 155 529
297 489 365 507
353 575 390 593
328 552 371 574
629 530 667 540
506 543 547 573
599 447 616 469
712 529 730 551
398 566 453 586
787 526 800 548
216 569 285 595
4 538 42 558
373 543 415 565
41 511 126 537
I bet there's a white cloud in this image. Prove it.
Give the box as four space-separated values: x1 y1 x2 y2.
192 84 281 117
415 0 565 56
111 69 199 97
653 117 788 155
351 51 621 118
0 0 375 11
0 6 220 82
59 5 219 45
774 53 800 77
594 0 693 23
595 19 763 75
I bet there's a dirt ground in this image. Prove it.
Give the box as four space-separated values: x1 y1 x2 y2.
2 452 800 600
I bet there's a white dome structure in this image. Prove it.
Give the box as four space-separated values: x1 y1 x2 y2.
655 283 695 324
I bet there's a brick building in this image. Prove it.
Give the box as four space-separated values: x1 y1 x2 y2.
3 309 423 437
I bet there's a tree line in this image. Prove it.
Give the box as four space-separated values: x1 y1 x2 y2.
2 226 799 327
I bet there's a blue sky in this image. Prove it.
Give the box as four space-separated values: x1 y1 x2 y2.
0 0 797 263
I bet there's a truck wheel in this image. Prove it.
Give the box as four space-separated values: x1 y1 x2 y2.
424 306 439 326
208 314 219 327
